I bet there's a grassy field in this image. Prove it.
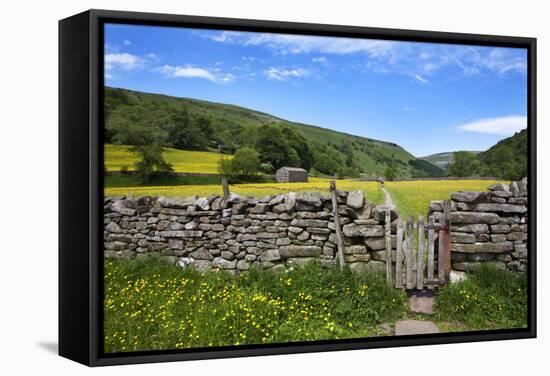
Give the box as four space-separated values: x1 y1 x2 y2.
385 179 506 219
104 258 408 353
104 258 527 353
104 178 385 204
105 144 230 174
105 177 506 218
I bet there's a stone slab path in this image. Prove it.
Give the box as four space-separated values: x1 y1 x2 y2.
395 320 440 336
409 293 435 314
381 187 394 206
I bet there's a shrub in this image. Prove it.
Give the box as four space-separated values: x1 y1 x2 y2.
133 144 173 183
384 166 397 181
218 147 261 178
120 165 129 175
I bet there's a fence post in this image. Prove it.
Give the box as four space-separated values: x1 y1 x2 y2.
395 217 404 289
330 180 346 271
385 209 392 287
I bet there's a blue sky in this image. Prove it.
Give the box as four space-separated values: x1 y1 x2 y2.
104 23 528 157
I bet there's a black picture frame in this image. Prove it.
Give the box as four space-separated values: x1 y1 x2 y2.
59 8 537 367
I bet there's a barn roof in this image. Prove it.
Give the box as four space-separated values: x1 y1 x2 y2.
278 166 307 172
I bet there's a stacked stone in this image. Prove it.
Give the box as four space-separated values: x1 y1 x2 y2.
340 203 399 273
104 189 396 274
428 178 528 272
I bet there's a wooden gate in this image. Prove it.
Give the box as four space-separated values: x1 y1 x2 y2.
384 201 452 290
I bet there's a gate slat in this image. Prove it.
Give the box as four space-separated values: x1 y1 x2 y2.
395 217 404 288
437 212 446 284
417 215 425 290
427 215 435 289
406 216 414 290
385 210 392 287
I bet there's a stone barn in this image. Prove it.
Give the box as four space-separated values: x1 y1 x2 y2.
275 167 308 183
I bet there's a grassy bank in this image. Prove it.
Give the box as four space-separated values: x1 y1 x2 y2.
434 265 528 330
104 258 408 353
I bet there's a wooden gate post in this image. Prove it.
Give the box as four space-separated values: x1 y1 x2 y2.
437 200 452 284
384 209 392 287
221 177 230 199
443 200 452 283
416 215 425 290
395 217 404 289
405 216 414 290
427 215 436 288
330 180 346 271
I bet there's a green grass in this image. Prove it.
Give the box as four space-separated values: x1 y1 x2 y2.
434 265 528 330
105 174 222 188
105 144 230 173
384 179 506 219
104 258 408 353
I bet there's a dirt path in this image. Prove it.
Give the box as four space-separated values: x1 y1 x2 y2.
381 187 394 206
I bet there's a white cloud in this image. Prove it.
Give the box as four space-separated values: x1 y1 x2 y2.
104 53 141 71
413 74 429 85
197 31 527 84
210 31 234 42
158 64 235 83
204 31 397 57
265 67 310 81
123 40 131 46
402 106 415 111
419 52 431 60
457 115 527 136
220 73 236 83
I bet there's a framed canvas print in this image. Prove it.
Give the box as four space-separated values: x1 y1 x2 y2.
59 9 537 366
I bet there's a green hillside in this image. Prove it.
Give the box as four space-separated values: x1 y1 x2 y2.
477 129 527 180
421 151 480 171
425 130 527 180
105 87 439 178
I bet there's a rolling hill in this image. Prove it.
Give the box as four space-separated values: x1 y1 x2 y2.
421 151 481 171
105 87 441 178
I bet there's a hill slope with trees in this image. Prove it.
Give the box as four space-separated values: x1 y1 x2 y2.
104 87 446 180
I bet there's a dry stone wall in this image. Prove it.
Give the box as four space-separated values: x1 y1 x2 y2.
429 178 528 273
103 190 399 274
104 179 529 275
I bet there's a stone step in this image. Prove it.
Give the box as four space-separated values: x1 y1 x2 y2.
395 320 440 336
408 291 435 314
